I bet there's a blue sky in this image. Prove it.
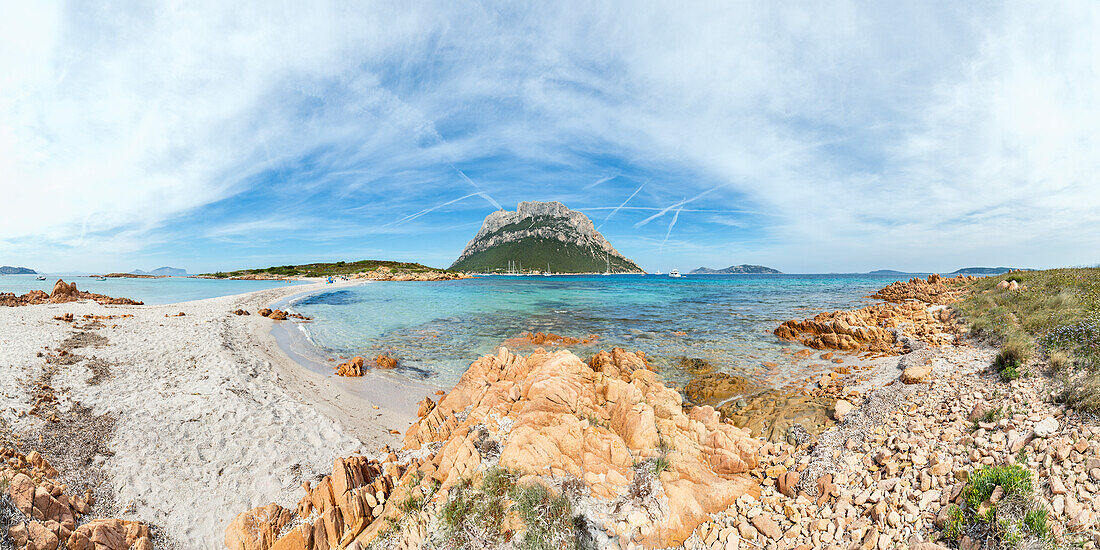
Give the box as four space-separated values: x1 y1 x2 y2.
2 1 1098 273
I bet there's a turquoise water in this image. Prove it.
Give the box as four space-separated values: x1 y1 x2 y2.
289 274 924 389
0 274 303 305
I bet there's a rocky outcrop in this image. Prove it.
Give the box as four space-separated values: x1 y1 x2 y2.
229 347 762 549
1 447 152 550
870 273 973 304
449 201 643 273
0 280 143 307
774 275 965 356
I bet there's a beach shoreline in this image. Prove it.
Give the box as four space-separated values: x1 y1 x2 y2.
0 279 438 549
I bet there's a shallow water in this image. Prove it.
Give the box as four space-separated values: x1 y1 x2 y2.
288 273 924 389
0 274 304 305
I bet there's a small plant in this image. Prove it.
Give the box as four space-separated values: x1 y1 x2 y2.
1024 508 1048 538
510 483 575 550
943 505 965 540
1000 363 1021 381
964 464 1033 510
652 455 671 476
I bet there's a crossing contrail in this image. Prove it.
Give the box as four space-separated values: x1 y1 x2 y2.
634 186 720 228
597 182 646 230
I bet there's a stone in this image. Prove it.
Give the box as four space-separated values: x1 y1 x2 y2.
833 399 854 421
778 471 799 497
374 354 398 369
751 514 782 540
1034 417 1059 437
900 362 932 384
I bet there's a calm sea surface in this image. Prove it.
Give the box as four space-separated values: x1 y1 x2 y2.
0 274 303 305
288 273 924 389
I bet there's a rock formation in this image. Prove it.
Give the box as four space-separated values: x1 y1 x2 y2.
0 280 143 307
449 201 643 273
774 274 966 356
227 347 761 549
1 447 152 550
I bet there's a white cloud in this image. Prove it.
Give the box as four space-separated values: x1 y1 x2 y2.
0 2 1096 271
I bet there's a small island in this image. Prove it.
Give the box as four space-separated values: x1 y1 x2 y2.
689 265 781 274
0 266 37 275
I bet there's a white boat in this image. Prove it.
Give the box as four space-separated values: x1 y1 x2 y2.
602 254 612 275
36 276 46 281
654 270 663 275
668 269 681 278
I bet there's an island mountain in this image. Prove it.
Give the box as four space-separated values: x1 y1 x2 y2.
689 265 781 274
0 266 37 275
132 267 188 276
450 201 643 273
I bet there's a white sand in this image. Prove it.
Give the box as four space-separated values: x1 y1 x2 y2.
0 280 438 549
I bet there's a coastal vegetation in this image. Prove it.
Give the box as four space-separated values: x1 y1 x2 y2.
200 259 458 279
953 267 1100 408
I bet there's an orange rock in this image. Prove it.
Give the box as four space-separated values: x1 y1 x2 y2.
67 518 150 550
224 503 293 550
336 356 366 377
374 354 398 369
258 308 273 317
269 309 288 321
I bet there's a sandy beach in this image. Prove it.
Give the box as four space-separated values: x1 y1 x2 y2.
0 280 438 549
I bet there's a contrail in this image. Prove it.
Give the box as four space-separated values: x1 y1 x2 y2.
452 165 503 210
634 186 721 228
660 207 683 250
584 173 620 190
384 192 485 228
597 182 646 230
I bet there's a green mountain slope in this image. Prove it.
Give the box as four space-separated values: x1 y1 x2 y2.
450 237 641 273
450 201 643 273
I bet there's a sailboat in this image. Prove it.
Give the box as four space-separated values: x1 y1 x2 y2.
543 262 551 276
602 253 611 275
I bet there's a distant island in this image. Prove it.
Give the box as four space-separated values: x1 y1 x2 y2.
449 201 643 274
689 265 781 274
868 269 916 274
0 266 37 275
132 266 188 276
950 266 1026 275
199 259 464 280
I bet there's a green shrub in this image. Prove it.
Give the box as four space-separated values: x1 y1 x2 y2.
1000 364 1021 381
1024 508 1048 538
943 505 965 540
510 483 575 550
964 465 1033 511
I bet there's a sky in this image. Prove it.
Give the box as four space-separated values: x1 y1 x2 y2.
1 1 1098 274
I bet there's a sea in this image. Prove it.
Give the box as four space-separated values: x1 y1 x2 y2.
0 274 303 305
285 273 924 390
1 272 923 391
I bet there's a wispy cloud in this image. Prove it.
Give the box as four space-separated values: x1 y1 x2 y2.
0 2 1096 273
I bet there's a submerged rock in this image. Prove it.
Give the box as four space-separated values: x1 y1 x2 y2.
717 390 836 443
683 371 758 406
